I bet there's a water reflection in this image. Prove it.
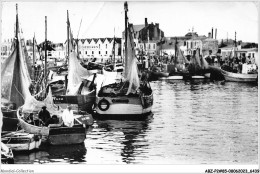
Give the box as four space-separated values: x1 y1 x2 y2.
85 114 153 164
12 80 258 164
13 142 87 164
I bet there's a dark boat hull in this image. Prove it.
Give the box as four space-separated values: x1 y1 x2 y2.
2 110 20 131
53 89 96 113
48 126 86 145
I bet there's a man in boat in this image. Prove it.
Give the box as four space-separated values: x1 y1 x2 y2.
61 105 74 127
38 106 51 126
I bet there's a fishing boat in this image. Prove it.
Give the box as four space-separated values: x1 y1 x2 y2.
220 67 258 82
219 32 258 82
1 108 20 132
1 4 35 132
150 66 169 80
50 11 97 113
17 106 90 145
94 2 153 119
1 132 42 151
48 125 86 145
1 142 14 164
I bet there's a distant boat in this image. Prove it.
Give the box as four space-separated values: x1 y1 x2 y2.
1 132 42 151
94 2 153 119
220 67 258 82
149 66 169 80
219 32 258 83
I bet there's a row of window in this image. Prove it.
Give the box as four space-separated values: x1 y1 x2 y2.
140 43 156 50
79 44 110 49
79 51 114 55
186 41 201 49
248 53 255 58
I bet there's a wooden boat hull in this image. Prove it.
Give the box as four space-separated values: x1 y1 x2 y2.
2 110 20 131
18 115 50 137
221 69 258 82
1 142 14 164
53 89 96 113
95 93 153 118
48 126 86 145
1 133 42 151
17 108 89 145
151 71 169 78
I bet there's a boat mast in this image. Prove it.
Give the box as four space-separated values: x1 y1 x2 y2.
76 18 82 58
124 1 128 77
33 33 35 81
113 27 116 70
67 10 70 64
234 31 237 58
44 16 47 89
15 4 19 39
174 37 177 64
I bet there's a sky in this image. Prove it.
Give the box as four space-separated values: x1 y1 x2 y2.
0 1 259 44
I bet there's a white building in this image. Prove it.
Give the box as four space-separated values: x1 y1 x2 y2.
1 39 13 61
72 38 121 62
48 43 66 61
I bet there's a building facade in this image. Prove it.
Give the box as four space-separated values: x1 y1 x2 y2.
185 32 218 56
74 37 121 62
1 39 13 61
122 18 164 58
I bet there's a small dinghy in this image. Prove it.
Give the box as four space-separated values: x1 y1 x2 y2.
1 132 42 151
1 142 14 164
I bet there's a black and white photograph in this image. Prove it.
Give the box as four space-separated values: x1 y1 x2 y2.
0 0 259 173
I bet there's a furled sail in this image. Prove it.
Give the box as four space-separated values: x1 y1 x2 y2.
66 16 94 95
67 51 92 95
125 27 140 95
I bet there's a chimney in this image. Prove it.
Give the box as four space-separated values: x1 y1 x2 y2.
215 28 217 39
212 27 213 38
208 32 211 38
145 18 148 27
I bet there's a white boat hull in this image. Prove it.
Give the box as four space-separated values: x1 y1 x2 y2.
96 103 152 115
95 94 153 118
221 69 258 82
160 75 206 80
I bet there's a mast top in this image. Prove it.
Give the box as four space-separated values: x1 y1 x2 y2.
124 2 128 12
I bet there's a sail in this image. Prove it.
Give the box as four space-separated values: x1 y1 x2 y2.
177 47 189 64
201 55 209 69
1 33 32 107
67 51 92 95
188 49 202 74
125 27 140 95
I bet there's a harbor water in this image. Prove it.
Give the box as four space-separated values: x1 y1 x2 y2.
13 79 258 164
